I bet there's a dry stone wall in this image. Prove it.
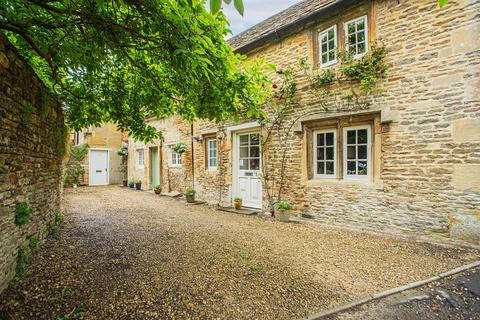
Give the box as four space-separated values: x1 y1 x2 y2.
0 35 64 293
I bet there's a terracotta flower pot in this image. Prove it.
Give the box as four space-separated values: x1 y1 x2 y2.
233 199 242 210
154 188 161 195
122 180 128 187
274 208 290 222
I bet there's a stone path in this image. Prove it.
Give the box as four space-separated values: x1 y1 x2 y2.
0 186 477 319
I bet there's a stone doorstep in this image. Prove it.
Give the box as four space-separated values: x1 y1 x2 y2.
217 206 260 216
185 200 206 206
302 261 480 320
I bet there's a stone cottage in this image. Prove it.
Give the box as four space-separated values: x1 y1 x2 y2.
72 124 127 186
128 0 479 245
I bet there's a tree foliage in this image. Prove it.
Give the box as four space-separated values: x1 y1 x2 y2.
0 0 270 141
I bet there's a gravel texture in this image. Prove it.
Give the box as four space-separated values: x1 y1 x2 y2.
327 267 480 320
0 186 478 320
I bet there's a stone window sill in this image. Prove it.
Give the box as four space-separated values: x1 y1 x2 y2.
307 178 383 189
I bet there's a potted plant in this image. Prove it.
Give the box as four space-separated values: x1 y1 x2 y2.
134 180 142 190
172 142 187 155
185 187 196 203
128 180 135 188
122 179 128 187
233 197 242 210
275 201 292 222
154 184 162 195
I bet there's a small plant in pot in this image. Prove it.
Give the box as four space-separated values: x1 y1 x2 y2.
275 201 292 222
154 184 162 195
233 197 242 210
134 180 142 190
128 180 135 188
185 187 196 203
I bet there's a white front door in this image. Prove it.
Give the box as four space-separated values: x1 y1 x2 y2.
234 132 262 208
89 150 109 185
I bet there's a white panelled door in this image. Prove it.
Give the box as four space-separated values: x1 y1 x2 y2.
89 150 109 185
235 132 262 208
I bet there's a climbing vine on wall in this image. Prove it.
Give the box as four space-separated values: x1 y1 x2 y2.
300 42 388 112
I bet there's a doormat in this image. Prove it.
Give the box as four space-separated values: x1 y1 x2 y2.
217 207 260 216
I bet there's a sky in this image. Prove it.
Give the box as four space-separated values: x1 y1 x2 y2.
222 0 301 37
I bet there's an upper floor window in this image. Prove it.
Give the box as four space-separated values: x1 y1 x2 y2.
207 138 217 169
319 25 338 67
343 125 371 180
344 16 368 58
137 149 145 167
170 150 182 167
314 130 336 178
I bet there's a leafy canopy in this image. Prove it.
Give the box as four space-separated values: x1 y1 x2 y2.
0 0 270 141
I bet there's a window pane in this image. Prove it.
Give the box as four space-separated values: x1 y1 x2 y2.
326 162 334 175
250 146 260 158
240 146 248 158
358 31 365 43
348 34 356 46
239 159 248 170
348 22 355 34
328 29 334 39
250 133 260 145
347 130 356 144
358 145 367 160
358 42 366 54
358 129 367 143
328 51 335 61
328 39 335 50
326 132 334 146
321 34 328 43
347 161 356 175
358 161 367 175
317 133 325 146
317 148 325 160
240 135 248 145
357 19 365 31
322 53 328 64
326 147 334 160
250 159 260 170
347 146 356 159
322 42 328 53
317 161 325 175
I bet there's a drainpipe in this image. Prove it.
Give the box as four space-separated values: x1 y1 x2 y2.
191 123 194 189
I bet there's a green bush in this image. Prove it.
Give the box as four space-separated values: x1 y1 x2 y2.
276 201 292 211
63 143 88 187
154 184 161 190
55 211 64 225
16 245 31 277
29 235 39 252
185 187 196 196
15 202 31 226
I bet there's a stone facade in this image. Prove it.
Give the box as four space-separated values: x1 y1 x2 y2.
127 0 480 246
72 123 127 185
0 35 64 292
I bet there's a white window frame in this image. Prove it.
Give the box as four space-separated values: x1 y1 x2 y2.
343 125 371 181
344 15 369 59
313 129 337 179
137 148 145 168
207 138 217 170
170 149 182 167
318 25 338 68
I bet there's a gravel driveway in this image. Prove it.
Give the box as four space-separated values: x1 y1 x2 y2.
0 186 477 320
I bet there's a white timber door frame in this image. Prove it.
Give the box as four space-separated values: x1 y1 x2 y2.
88 148 110 186
232 130 262 209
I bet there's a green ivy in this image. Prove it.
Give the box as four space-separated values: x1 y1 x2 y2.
15 202 31 226
28 235 39 252
16 245 31 277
